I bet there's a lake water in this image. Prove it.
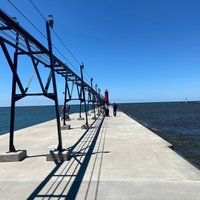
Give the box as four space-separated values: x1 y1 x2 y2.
119 102 200 169
0 105 82 135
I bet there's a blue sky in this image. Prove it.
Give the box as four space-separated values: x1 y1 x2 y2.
1 0 200 106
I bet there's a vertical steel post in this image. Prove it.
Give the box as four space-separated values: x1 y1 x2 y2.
80 63 88 127
46 20 62 152
87 90 90 115
95 84 99 115
9 59 17 152
63 77 67 126
98 88 101 114
9 33 19 152
79 100 82 118
91 78 96 119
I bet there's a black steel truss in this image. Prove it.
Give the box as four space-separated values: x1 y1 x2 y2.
0 9 104 152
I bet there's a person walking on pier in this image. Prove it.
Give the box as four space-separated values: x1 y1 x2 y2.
61 104 70 121
105 104 109 117
113 103 118 117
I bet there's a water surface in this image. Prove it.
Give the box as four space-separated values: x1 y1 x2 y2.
119 102 200 168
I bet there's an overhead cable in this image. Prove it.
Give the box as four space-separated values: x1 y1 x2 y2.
7 0 80 74
28 0 81 70
7 0 94 84
28 0 46 21
7 0 48 40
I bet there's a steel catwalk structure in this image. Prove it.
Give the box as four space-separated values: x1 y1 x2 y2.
0 9 105 152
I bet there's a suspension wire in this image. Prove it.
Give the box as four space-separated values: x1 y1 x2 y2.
7 0 80 75
52 29 80 65
83 68 92 81
6 0 98 84
28 0 46 21
53 45 80 74
28 0 81 71
29 0 99 84
1 25 93 91
0 27 80 79
7 0 48 40
0 30 50 65
29 0 81 65
0 21 50 64
6 0 52 64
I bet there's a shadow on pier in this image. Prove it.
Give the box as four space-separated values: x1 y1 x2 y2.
27 116 108 200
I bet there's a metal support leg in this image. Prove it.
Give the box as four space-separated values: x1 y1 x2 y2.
9 84 16 152
93 101 96 119
46 21 62 152
63 78 67 126
80 64 88 128
87 101 89 114
79 101 82 118
90 78 96 119
84 99 88 127
9 35 19 152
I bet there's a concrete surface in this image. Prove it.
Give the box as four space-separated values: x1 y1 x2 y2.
0 109 200 199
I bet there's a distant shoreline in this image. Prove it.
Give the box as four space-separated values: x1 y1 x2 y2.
119 100 200 105
1 100 200 108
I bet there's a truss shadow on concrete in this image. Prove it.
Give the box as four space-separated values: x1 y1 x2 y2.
27 117 105 200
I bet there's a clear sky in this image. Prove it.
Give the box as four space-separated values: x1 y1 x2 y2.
1 0 200 106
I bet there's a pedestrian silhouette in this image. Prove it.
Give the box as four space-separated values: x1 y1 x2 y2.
113 103 118 117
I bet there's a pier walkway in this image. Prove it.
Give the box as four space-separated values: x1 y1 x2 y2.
1 110 200 199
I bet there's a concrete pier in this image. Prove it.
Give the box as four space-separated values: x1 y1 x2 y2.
0 110 200 199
